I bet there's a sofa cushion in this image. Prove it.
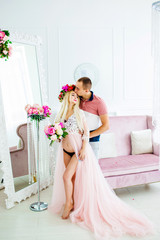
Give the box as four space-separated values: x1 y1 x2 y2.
99 154 159 177
99 133 117 158
105 115 148 156
131 129 153 155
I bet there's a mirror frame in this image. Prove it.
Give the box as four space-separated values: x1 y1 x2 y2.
0 31 50 209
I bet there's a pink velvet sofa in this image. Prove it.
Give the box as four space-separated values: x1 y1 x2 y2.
99 116 160 189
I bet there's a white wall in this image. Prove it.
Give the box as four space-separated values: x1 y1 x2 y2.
0 0 155 115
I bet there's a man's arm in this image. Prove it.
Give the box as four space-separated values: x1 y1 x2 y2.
89 114 109 138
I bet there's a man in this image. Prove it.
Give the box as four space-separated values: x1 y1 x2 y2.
75 77 109 159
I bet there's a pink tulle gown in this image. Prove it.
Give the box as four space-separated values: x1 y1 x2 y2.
48 113 155 240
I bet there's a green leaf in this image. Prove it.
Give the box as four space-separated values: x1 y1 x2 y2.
3 30 10 36
63 132 68 138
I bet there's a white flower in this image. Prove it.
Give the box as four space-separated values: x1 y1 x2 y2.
3 50 8 55
56 128 63 136
51 135 57 141
3 36 8 41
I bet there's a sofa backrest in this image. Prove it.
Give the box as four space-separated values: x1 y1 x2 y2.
104 115 151 156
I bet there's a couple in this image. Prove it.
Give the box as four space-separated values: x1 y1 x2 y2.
49 77 155 239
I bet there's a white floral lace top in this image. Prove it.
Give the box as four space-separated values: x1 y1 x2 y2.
64 114 80 134
63 112 89 141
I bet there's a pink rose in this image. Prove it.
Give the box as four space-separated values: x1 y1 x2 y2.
43 105 50 115
33 104 40 109
48 109 52 115
44 126 49 135
0 31 5 40
32 108 39 114
39 107 44 115
42 105 49 110
25 104 31 112
48 127 55 135
28 108 33 115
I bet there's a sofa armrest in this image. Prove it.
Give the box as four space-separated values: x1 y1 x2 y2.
153 141 160 156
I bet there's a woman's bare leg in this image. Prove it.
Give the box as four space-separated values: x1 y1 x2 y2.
62 154 78 219
63 150 71 168
63 150 75 205
72 173 76 205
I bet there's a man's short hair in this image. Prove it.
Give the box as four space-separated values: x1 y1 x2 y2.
77 77 92 90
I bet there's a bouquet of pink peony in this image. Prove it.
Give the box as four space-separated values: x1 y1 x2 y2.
44 122 68 146
25 104 51 121
0 30 12 61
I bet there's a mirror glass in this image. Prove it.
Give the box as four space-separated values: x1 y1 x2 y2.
0 41 42 192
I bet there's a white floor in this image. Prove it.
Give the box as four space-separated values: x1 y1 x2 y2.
0 183 160 240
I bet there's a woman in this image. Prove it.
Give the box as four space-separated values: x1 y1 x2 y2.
49 84 155 239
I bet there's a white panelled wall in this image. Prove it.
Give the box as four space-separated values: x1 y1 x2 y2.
0 0 155 115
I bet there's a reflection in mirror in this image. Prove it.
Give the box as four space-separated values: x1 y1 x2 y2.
0 41 42 192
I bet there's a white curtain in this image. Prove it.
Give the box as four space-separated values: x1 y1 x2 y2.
152 2 160 143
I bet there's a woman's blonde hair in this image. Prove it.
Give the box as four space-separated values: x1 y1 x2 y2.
55 91 84 131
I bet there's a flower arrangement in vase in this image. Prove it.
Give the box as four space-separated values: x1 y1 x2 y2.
25 103 51 212
25 104 51 121
0 30 12 61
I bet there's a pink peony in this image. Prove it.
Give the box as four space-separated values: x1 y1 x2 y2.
28 108 33 115
25 104 31 112
39 107 44 115
42 105 49 109
62 85 68 92
48 109 52 115
48 127 55 135
44 126 49 135
0 31 5 40
32 108 39 114
42 105 49 112
33 104 40 109
42 105 51 115
59 122 64 128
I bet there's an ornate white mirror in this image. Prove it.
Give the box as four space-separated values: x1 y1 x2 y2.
0 31 51 209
